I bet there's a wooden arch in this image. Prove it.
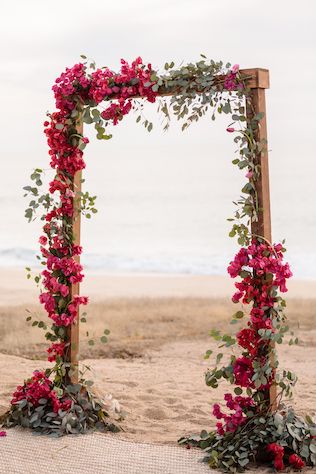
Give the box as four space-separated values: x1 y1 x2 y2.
67 68 276 408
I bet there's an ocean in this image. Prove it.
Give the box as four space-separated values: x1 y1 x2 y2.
1 112 315 279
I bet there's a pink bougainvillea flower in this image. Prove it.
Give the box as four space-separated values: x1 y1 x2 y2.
289 454 305 469
212 394 254 434
233 356 254 388
11 371 72 414
231 64 239 74
274 457 285 471
236 328 259 356
267 443 285 471
39 235 48 245
227 247 248 278
224 72 238 90
59 284 69 297
0 431 6 437
267 443 284 456
216 422 225 435
47 342 66 362
245 171 253 179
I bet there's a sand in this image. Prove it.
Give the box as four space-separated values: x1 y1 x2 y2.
0 269 316 446
1 337 315 446
1 268 316 305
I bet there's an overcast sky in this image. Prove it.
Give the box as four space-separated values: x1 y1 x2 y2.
0 0 315 274
1 0 314 159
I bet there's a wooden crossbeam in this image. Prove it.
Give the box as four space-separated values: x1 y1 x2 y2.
67 68 275 409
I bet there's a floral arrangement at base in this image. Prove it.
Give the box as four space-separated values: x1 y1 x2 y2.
179 407 316 472
0 369 121 437
177 237 316 471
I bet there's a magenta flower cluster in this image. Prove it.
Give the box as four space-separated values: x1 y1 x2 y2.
11 371 72 413
212 240 292 435
37 58 160 364
213 393 255 435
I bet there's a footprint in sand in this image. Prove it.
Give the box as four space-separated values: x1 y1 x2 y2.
117 394 136 401
171 403 186 411
143 407 168 420
190 407 208 416
164 397 178 405
106 380 138 388
171 414 188 421
146 388 164 395
138 394 159 401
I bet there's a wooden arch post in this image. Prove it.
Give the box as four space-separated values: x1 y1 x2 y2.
66 120 83 384
243 69 271 241
243 68 277 410
66 68 277 410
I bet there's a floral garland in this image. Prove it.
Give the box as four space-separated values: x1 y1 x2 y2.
211 240 293 437
1 55 315 469
40 58 157 351
22 57 245 379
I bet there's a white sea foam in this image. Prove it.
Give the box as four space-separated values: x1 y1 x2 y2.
0 246 315 279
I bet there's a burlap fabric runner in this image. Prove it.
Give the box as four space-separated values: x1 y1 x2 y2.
0 428 211 473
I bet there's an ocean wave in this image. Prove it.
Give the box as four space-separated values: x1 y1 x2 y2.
0 247 226 275
0 247 315 279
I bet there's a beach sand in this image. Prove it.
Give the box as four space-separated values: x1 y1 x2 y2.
0 269 315 445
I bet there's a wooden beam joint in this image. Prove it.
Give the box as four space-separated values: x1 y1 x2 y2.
240 68 270 89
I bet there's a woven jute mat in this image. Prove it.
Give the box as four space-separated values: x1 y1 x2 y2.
0 428 211 474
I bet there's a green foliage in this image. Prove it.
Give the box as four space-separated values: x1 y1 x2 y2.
179 408 316 472
23 169 55 222
79 190 98 218
1 384 120 437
